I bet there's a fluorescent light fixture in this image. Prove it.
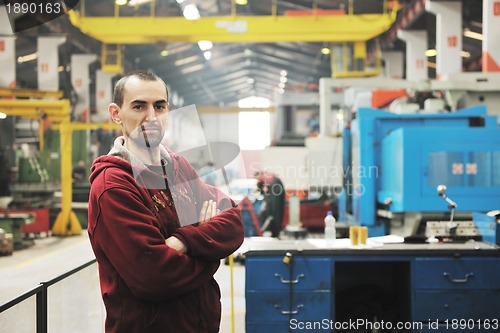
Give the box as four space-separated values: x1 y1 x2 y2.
183 4 200 20
0 113 7 120
461 51 471 58
470 21 482 29
424 49 470 58
463 29 483 41
321 47 331 55
115 0 127 5
174 55 198 66
18 53 37 63
128 0 152 6
203 51 212 60
235 0 248 4
198 40 213 51
180 64 204 74
280 70 287 77
160 50 169 57
425 49 437 57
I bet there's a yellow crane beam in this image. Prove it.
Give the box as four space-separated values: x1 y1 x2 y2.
197 106 275 113
0 88 64 99
68 10 396 43
51 122 121 131
0 99 82 236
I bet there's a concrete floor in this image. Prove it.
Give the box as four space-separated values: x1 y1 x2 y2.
0 232 246 333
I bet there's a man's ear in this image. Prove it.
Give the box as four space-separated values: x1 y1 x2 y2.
108 103 122 124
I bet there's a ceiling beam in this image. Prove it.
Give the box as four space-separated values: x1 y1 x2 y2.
68 11 396 43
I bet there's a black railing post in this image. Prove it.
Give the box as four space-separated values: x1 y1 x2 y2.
36 282 48 333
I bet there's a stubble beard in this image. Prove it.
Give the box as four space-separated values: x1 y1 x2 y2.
129 121 165 148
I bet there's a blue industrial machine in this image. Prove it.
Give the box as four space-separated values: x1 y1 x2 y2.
345 105 500 238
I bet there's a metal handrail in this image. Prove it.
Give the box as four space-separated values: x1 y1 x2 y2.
0 258 97 333
0 285 42 313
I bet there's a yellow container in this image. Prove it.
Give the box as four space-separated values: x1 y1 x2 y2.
359 226 368 245
349 226 359 246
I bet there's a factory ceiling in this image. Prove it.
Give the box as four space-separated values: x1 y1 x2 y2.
8 0 484 109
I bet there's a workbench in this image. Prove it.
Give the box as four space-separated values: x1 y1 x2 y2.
244 238 500 332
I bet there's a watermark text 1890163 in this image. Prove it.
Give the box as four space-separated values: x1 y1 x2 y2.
5 1 62 15
2 1 79 33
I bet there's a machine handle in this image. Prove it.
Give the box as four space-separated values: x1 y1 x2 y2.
443 272 474 283
274 273 305 284
274 304 304 315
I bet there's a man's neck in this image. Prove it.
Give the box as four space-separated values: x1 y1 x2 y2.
124 138 162 166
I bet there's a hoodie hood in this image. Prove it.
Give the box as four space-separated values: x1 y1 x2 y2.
89 136 174 185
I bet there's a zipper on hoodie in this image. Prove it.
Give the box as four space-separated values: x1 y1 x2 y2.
195 289 206 332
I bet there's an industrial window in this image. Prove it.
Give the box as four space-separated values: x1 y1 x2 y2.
238 112 270 150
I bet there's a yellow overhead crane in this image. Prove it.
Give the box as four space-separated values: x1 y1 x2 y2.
68 0 398 74
68 8 396 44
0 90 120 236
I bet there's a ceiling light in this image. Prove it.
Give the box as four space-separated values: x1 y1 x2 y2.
17 53 37 63
238 96 271 108
280 76 287 83
198 40 213 51
115 0 127 5
278 82 285 89
160 50 169 57
425 49 437 57
461 51 471 58
183 4 200 20
180 64 204 74
280 70 287 77
470 21 482 29
244 49 252 56
235 0 248 5
203 51 212 60
175 0 184 3
246 78 254 84
321 47 331 55
128 0 151 5
278 88 285 94
0 113 7 120
463 29 483 41
174 55 198 66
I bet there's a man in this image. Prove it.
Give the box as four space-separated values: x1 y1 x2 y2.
72 160 86 183
88 70 244 333
255 171 285 238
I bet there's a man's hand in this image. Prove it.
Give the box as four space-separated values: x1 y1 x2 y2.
199 199 220 224
165 236 187 253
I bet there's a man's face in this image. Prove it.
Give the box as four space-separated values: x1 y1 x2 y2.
112 77 169 147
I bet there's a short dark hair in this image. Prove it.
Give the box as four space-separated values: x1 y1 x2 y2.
113 70 169 107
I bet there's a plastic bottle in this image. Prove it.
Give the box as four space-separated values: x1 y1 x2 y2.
324 211 336 245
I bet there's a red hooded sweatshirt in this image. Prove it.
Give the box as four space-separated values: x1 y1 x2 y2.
88 138 244 333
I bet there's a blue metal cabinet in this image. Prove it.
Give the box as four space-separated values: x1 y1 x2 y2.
412 257 500 323
245 244 500 333
245 256 333 332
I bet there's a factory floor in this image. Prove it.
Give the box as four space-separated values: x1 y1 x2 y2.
0 231 246 333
